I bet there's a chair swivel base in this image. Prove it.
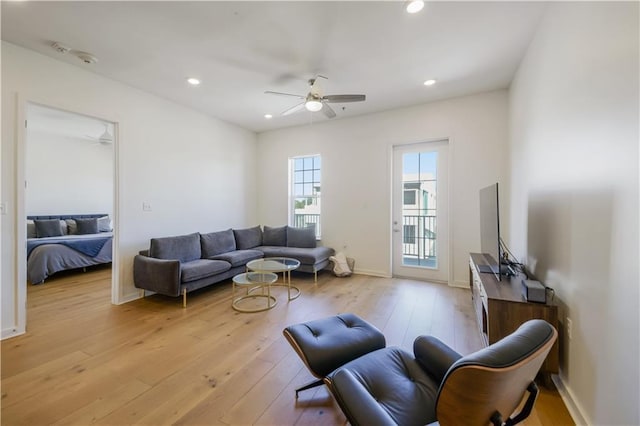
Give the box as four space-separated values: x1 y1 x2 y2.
295 379 324 399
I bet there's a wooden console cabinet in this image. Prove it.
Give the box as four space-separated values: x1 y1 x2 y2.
469 253 559 379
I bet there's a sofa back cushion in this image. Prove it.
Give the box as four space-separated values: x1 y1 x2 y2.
263 225 287 246
287 226 317 248
150 232 201 263
233 226 262 249
201 229 236 257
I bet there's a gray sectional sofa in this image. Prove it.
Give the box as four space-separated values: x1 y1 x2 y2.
133 225 334 307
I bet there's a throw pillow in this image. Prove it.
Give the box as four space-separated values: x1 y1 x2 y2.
34 219 63 238
286 225 316 248
97 215 112 232
262 225 287 246
59 220 69 235
233 226 262 250
27 220 36 238
201 229 236 257
150 233 202 263
76 218 99 235
65 219 77 235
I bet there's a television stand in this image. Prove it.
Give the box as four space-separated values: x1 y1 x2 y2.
469 253 558 386
476 264 516 276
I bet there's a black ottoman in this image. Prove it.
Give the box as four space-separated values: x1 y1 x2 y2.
283 313 386 398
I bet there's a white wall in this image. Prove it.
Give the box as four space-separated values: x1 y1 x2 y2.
257 90 509 284
509 2 639 424
1 42 258 337
26 129 113 216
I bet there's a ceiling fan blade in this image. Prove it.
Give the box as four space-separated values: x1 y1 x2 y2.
322 103 336 119
282 102 306 116
265 90 305 99
322 94 366 103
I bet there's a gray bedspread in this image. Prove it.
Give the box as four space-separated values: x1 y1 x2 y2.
27 233 113 284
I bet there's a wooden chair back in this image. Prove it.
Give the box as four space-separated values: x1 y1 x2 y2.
436 324 557 426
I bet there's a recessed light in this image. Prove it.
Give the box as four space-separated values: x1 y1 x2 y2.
424 79 437 86
187 78 201 86
264 114 273 119
406 0 424 14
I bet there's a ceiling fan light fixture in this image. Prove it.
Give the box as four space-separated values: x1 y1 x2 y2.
305 99 323 112
406 0 425 14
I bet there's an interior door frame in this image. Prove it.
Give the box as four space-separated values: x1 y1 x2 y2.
391 138 452 284
14 94 121 336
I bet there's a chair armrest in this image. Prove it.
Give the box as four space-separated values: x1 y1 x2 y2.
413 335 463 384
133 254 181 297
328 369 398 426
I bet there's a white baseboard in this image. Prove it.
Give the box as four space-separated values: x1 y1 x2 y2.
352 269 392 278
553 373 590 425
2 327 25 340
450 279 469 288
117 290 143 305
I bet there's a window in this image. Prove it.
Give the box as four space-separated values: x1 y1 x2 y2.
290 155 321 238
403 190 416 205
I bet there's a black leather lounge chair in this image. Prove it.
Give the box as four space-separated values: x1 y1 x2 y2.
324 319 558 426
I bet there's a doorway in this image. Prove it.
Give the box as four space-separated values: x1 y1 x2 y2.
392 141 449 283
23 103 116 312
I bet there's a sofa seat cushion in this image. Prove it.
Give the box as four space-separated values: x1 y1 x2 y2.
210 249 264 267
257 246 334 265
327 347 439 426
181 259 231 283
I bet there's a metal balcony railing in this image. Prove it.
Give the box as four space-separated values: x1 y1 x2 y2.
402 214 436 262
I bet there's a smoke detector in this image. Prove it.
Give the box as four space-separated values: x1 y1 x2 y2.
51 42 71 54
75 51 98 64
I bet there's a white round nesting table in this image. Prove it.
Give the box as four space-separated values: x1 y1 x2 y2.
232 271 279 313
246 257 301 301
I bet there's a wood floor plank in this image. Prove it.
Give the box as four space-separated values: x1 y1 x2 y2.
0 268 574 425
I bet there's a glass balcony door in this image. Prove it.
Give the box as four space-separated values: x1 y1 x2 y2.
392 141 449 283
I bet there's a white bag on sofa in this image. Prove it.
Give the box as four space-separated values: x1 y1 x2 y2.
329 252 353 277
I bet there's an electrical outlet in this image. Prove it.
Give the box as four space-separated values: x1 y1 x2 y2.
142 202 152 212
566 317 573 340
0 203 6 215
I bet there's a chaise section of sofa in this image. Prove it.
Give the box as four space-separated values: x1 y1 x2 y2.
256 225 334 281
133 225 335 307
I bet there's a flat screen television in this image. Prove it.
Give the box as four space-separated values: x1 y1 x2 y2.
478 182 502 280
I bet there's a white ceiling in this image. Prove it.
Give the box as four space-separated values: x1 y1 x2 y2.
2 1 547 133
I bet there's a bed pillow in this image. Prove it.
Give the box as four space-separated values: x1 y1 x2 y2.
66 219 77 235
59 220 68 235
76 218 99 235
27 220 36 238
286 225 317 248
97 215 112 232
263 225 287 246
35 219 63 238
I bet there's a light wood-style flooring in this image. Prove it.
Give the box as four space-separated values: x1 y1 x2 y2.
1 266 574 425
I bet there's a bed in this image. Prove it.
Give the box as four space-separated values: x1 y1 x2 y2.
27 214 113 284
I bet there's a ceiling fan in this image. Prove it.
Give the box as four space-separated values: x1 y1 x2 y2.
85 124 113 145
265 76 366 118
